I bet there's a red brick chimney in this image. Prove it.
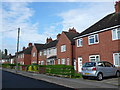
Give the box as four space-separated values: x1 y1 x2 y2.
28 43 32 47
115 1 120 13
57 34 61 39
23 47 26 50
69 27 77 33
46 37 52 43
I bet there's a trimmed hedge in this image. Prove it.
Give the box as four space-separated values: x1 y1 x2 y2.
45 65 75 77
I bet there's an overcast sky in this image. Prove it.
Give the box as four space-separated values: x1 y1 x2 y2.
1 0 118 54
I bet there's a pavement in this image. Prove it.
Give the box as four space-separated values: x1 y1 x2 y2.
1 68 120 89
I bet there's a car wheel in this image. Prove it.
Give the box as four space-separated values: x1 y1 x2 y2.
97 73 103 81
116 71 120 77
82 76 88 79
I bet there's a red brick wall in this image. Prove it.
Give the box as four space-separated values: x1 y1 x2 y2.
24 54 31 65
56 32 73 65
31 46 38 64
75 30 120 72
17 55 24 64
38 51 47 65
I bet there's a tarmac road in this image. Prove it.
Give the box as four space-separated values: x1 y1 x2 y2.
2 70 72 89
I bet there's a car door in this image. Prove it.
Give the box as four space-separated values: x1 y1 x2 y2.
104 62 115 76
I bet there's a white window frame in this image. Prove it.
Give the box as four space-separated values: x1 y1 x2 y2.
43 50 47 56
41 61 44 65
61 58 65 64
113 53 120 67
58 59 60 64
112 28 120 40
61 45 66 52
33 52 36 57
88 34 99 45
89 55 100 62
77 38 83 47
39 51 42 56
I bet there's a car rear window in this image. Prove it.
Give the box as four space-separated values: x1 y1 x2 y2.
83 62 96 67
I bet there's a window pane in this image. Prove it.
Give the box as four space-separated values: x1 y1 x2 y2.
117 29 120 39
96 56 100 61
112 29 117 40
89 38 94 44
95 35 98 42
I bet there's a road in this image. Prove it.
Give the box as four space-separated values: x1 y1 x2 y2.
2 70 73 89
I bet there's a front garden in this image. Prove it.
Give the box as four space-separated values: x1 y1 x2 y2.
1 63 82 78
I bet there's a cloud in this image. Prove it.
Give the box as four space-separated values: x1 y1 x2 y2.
1 2 48 54
2 0 118 2
58 2 114 33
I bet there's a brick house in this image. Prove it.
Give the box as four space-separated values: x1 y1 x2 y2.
38 38 58 65
17 43 33 65
74 1 120 72
56 28 79 69
31 43 44 64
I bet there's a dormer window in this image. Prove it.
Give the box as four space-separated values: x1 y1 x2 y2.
88 34 99 45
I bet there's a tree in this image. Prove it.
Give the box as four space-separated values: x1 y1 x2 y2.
4 49 8 56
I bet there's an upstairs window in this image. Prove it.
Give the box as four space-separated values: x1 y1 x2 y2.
88 34 99 45
61 45 66 52
112 28 120 40
44 50 47 55
33 52 36 57
77 38 83 47
39 51 42 56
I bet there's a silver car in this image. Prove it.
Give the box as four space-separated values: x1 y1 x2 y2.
81 61 120 81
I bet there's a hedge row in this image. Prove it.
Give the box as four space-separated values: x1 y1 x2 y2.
46 65 75 77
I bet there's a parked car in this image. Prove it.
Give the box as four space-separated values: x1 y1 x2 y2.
81 61 120 81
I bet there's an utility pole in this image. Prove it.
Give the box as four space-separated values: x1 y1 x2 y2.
16 28 20 73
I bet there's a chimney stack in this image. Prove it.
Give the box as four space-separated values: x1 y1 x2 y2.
28 43 32 47
57 34 61 40
23 47 26 50
46 37 52 43
115 1 120 13
69 27 77 33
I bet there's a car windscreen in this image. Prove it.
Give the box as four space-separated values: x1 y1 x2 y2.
82 62 96 67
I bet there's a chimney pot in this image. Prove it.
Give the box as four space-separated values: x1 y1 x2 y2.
46 37 52 43
57 34 61 39
69 27 77 33
28 43 32 47
23 47 26 50
115 1 120 13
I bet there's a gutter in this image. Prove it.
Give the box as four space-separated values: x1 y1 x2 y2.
74 25 120 39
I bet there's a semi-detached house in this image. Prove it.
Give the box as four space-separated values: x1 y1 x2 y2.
17 43 33 65
56 28 79 70
74 1 120 72
38 38 58 65
31 43 44 64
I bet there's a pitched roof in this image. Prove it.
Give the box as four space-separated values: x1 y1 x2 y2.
75 12 120 38
34 44 45 52
64 32 79 45
42 40 58 50
24 46 33 54
17 46 33 54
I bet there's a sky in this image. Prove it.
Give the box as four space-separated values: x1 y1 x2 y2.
1 0 118 55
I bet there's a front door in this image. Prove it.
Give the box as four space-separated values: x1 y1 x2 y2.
78 57 82 72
